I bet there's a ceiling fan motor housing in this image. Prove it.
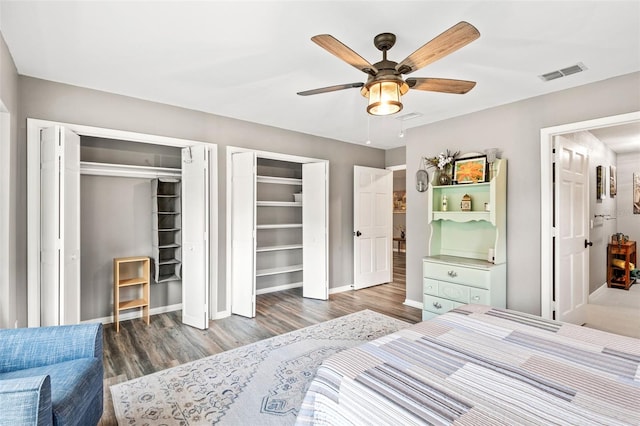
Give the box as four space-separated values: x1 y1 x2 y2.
373 33 396 51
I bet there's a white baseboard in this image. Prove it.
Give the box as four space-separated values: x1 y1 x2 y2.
83 303 182 325
329 284 353 294
588 282 608 302
403 299 423 310
211 309 230 320
256 282 302 295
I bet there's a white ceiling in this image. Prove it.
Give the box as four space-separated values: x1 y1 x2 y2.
590 122 640 154
1 1 639 150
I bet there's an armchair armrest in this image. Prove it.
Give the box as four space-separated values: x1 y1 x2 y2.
0 323 102 373
0 375 52 426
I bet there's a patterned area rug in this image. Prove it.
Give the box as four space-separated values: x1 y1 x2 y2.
110 310 410 425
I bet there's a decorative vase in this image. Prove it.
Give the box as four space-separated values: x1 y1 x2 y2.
437 167 452 185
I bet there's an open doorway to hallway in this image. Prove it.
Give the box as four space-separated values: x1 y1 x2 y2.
391 167 406 287
540 111 640 338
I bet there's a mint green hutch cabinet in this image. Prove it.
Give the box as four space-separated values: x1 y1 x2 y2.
423 158 507 320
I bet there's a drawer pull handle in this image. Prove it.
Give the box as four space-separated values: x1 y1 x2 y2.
433 302 442 309
447 270 457 277
471 296 480 301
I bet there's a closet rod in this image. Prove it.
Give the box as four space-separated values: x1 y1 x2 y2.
80 161 181 179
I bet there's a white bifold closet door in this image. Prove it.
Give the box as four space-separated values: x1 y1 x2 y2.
230 152 329 318
302 162 329 300
40 126 81 326
181 145 211 329
230 151 257 318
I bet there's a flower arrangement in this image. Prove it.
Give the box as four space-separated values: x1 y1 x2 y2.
424 150 460 171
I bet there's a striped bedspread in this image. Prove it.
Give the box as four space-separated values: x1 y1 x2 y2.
296 304 640 425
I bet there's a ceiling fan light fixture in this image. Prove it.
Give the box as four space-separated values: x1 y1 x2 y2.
366 80 403 116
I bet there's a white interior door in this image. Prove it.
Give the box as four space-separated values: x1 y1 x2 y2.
231 152 256 317
302 162 328 299
181 145 210 329
40 126 80 326
353 166 392 289
555 135 590 324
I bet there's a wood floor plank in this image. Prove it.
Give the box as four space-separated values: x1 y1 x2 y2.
100 253 417 425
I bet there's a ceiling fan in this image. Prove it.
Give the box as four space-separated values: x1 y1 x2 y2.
297 21 480 116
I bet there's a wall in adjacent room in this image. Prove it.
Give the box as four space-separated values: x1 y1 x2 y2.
616 151 640 243
393 170 406 244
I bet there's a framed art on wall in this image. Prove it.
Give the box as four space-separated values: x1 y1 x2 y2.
453 155 487 184
634 172 640 214
393 191 406 212
610 165 617 197
596 165 604 200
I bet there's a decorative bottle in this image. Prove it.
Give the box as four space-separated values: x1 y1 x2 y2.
442 195 448 212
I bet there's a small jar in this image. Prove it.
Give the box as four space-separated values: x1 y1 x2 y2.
442 195 448 212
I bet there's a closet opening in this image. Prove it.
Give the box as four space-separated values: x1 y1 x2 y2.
226 146 329 318
79 136 183 324
27 118 217 330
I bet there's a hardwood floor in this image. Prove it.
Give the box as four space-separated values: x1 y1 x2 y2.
100 252 417 425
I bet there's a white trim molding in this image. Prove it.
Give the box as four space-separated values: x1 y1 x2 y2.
0 103 13 329
83 303 182 325
403 299 423 310
329 284 353 294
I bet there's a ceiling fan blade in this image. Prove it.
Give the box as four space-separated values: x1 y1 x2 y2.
407 78 476 94
311 34 378 75
297 82 364 96
397 22 480 75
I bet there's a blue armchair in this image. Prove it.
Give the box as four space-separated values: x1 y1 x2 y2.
0 323 103 426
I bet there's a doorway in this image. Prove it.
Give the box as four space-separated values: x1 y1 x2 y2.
540 111 640 336
389 165 407 296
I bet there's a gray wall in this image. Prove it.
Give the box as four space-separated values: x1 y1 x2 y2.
385 146 406 168
405 72 640 315
80 175 182 320
0 32 18 328
16 75 385 322
617 151 640 244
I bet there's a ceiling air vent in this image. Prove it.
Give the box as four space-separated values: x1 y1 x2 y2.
539 62 587 82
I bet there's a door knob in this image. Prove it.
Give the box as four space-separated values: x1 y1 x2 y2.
354 230 362 237
585 239 593 248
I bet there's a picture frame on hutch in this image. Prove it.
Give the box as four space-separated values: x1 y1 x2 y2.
453 155 487 184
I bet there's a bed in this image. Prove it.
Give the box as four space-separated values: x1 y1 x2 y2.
296 304 640 425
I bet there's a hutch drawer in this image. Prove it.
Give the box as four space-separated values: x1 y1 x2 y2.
423 261 491 289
